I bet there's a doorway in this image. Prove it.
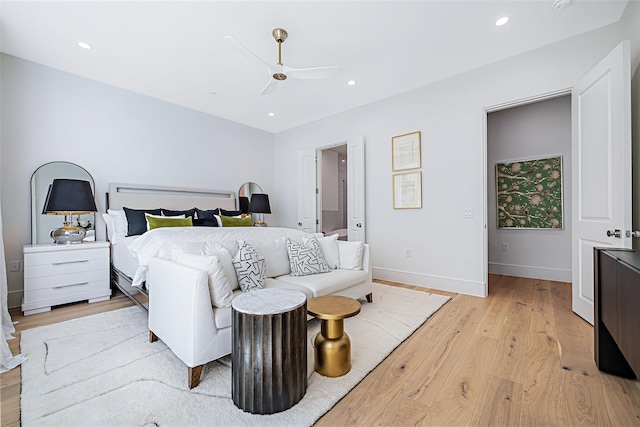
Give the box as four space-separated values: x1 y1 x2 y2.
319 145 348 240
486 94 572 283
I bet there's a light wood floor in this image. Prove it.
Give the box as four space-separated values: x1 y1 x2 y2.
2 275 639 426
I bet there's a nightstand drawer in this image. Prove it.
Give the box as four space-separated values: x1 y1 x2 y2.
24 257 108 279
24 247 108 267
24 270 107 292
23 280 110 305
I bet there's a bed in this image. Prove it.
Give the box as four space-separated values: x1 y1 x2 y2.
106 183 237 310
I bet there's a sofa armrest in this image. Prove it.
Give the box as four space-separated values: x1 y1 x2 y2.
148 257 223 367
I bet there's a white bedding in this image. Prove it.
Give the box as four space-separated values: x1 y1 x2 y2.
110 236 140 279
127 226 313 286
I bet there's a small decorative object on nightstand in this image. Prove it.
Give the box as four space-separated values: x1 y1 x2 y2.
249 193 271 227
22 241 111 316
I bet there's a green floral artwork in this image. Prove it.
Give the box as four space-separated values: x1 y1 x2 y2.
496 156 563 229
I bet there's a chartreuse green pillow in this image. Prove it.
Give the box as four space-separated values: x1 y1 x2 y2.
220 215 252 227
146 215 193 230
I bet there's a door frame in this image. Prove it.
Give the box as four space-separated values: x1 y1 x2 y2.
482 88 572 294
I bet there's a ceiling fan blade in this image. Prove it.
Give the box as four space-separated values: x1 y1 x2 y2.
284 65 342 80
260 79 279 96
224 35 274 74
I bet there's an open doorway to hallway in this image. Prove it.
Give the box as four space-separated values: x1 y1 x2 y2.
319 144 348 240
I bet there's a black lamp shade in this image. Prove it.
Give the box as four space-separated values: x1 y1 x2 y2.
42 179 97 214
249 193 271 214
239 196 250 214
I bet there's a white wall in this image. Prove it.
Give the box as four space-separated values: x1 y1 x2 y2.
274 23 627 297
0 54 275 307
487 96 572 281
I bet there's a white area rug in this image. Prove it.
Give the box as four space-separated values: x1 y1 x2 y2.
20 283 450 426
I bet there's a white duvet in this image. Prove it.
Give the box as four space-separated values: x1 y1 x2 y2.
127 226 313 286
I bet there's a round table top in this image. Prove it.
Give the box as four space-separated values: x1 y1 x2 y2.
307 295 361 320
232 288 306 315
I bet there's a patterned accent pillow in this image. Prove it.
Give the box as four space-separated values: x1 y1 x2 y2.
232 241 266 292
286 237 331 276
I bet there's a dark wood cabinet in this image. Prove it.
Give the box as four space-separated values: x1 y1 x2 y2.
594 248 640 379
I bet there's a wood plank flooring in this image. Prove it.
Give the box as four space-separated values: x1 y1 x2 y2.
2 275 639 426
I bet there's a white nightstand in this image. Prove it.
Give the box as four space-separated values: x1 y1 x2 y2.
22 241 111 316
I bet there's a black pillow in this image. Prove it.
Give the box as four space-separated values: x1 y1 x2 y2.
193 218 219 227
220 209 242 217
163 208 196 218
195 208 219 220
123 207 162 236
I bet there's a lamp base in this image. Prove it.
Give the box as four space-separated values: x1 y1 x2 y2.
253 221 268 227
50 226 86 244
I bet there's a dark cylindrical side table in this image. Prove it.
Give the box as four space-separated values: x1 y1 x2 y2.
231 289 307 414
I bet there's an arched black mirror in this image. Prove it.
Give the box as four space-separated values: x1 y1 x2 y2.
31 162 96 244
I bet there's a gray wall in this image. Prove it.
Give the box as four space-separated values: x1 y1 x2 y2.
487 96 571 281
1 54 275 307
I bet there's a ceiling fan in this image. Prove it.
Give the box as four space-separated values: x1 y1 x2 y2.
224 28 342 95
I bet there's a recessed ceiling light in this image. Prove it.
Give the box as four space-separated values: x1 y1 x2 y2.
77 41 93 50
268 112 275 117
495 16 509 27
347 80 356 86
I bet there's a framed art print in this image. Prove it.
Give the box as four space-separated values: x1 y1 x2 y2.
393 171 422 209
496 155 563 229
392 131 421 171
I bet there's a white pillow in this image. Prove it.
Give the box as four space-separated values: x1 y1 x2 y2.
106 209 127 242
286 236 330 276
170 242 206 258
204 246 239 291
316 234 339 269
337 240 364 270
245 238 290 278
173 253 233 308
233 241 266 292
144 212 185 230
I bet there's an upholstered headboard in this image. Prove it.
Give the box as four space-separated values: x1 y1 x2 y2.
107 183 236 212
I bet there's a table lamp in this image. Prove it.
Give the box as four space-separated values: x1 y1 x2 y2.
42 178 97 244
249 193 271 227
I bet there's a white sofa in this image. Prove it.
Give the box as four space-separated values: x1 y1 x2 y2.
147 236 372 388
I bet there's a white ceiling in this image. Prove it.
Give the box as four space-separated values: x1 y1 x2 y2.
0 1 629 133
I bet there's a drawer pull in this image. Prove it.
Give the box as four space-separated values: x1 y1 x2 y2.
53 282 89 289
52 260 89 266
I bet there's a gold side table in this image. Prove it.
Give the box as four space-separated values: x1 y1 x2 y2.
307 295 361 377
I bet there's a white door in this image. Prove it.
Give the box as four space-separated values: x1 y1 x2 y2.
572 41 632 325
297 149 317 233
347 136 366 242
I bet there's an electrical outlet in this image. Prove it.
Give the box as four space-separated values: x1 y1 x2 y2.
463 208 474 218
404 248 411 257
502 243 509 252
9 260 21 272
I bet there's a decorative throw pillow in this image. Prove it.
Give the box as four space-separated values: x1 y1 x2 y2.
172 253 233 308
220 215 252 227
193 218 219 227
232 241 266 292
123 207 162 236
195 208 218 220
316 234 340 269
286 236 331 276
106 209 128 242
337 240 365 270
162 208 196 218
145 214 192 230
144 212 185 230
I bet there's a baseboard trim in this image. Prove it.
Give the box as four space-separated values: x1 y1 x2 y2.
372 267 487 297
488 262 571 282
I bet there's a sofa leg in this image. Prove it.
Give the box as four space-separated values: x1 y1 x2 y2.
188 365 204 389
366 293 373 303
149 331 158 343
